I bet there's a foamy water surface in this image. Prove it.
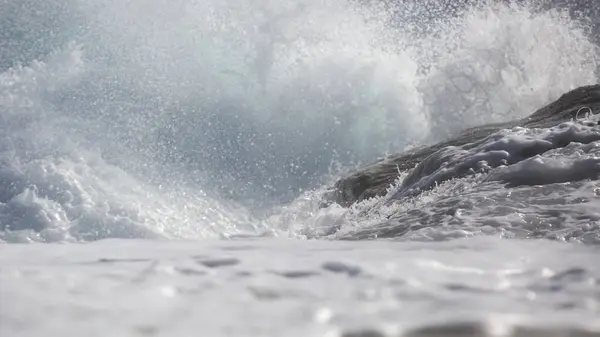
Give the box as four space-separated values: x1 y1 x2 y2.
1 0 600 335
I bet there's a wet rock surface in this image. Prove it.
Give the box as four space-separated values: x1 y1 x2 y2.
329 85 600 207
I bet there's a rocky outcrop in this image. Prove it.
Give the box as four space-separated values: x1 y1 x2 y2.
329 84 600 207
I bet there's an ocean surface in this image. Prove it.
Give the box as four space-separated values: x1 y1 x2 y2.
1 0 599 336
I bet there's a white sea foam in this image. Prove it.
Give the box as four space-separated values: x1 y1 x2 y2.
0 45 256 242
2 1 600 335
418 1 599 140
1 237 599 336
0 0 599 242
312 116 600 243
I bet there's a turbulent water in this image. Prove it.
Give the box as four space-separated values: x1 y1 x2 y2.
2 238 599 337
1 0 600 335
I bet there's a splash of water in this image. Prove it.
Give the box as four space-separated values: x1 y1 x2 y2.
418 0 599 140
0 0 598 241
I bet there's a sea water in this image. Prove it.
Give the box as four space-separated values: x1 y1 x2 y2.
1 0 599 335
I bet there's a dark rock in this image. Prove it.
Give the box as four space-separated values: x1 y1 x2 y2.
328 85 600 207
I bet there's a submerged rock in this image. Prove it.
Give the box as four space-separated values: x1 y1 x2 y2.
329 84 600 207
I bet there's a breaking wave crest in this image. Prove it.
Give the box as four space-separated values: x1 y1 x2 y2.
0 0 598 242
